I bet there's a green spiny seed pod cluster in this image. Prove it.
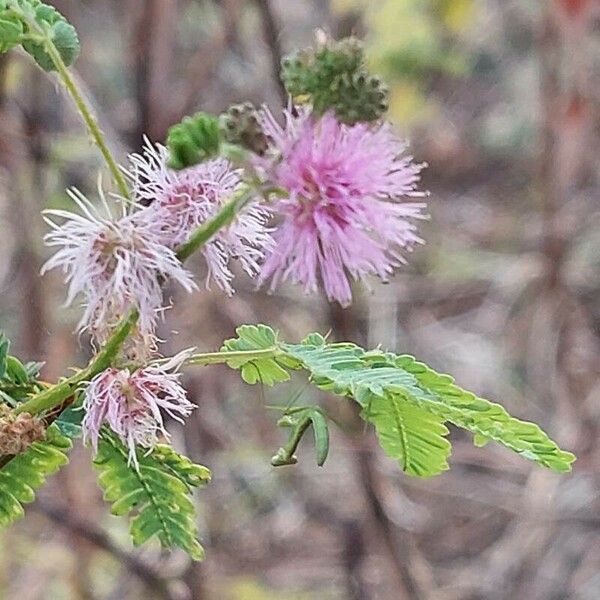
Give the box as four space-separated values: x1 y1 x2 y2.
0 404 45 456
166 112 222 170
220 102 269 156
280 36 389 125
0 0 80 70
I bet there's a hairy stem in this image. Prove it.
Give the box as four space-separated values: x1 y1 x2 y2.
15 310 139 415
175 187 250 261
17 6 130 199
175 184 283 261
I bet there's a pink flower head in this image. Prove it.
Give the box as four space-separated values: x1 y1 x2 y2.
82 350 195 466
128 140 274 294
257 108 427 306
42 189 196 345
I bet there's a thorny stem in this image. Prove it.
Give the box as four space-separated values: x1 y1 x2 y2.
14 3 131 199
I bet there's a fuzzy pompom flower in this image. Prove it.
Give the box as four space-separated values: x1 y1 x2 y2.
82 350 195 465
42 189 196 345
256 108 427 306
128 140 274 294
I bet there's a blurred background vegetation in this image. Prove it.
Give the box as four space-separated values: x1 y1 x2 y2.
0 1 599 599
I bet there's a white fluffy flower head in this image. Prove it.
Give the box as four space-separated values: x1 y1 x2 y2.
129 140 274 294
82 350 195 466
42 188 196 345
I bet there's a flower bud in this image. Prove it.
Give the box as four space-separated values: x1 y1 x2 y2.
220 102 269 156
280 36 389 124
167 112 222 170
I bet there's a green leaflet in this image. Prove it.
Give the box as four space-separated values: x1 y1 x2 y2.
0 334 45 405
93 433 211 561
0 424 71 527
0 2 24 53
361 391 451 477
393 354 576 473
0 0 80 69
21 2 80 71
223 325 576 476
221 324 292 385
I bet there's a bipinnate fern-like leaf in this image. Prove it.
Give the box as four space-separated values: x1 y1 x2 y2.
0 424 71 526
223 325 576 476
93 433 211 560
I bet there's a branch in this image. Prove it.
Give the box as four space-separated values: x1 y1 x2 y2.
14 309 139 416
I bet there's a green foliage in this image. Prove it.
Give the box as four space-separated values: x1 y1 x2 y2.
167 112 222 170
93 433 211 560
281 37 389 124
221 324 291 385
0 10 22 53
0 424 71 526
362 392 451 476
223 325 576 476
0 0 80 70
0 333 44 405
54 395 84 439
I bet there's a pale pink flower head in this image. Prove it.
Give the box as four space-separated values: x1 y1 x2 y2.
129 140 274 294
257 108 427 306
82 350 195 466
42 189 196 346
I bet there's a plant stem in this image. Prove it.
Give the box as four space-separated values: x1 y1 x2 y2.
175 184 283 261
13 181 256 418
15 310 138 416
175 187 251 261
185 347 280 366
19 8 130 199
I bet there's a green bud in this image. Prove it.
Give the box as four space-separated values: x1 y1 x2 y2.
166 112 222 170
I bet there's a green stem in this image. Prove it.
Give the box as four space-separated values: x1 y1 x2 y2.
175 188 251 261
175 184 284 261
19 10 130 199
15 310 138 416
12 182 258 419
185 347 280 366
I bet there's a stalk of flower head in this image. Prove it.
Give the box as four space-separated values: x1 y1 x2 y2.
9 1 131 200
